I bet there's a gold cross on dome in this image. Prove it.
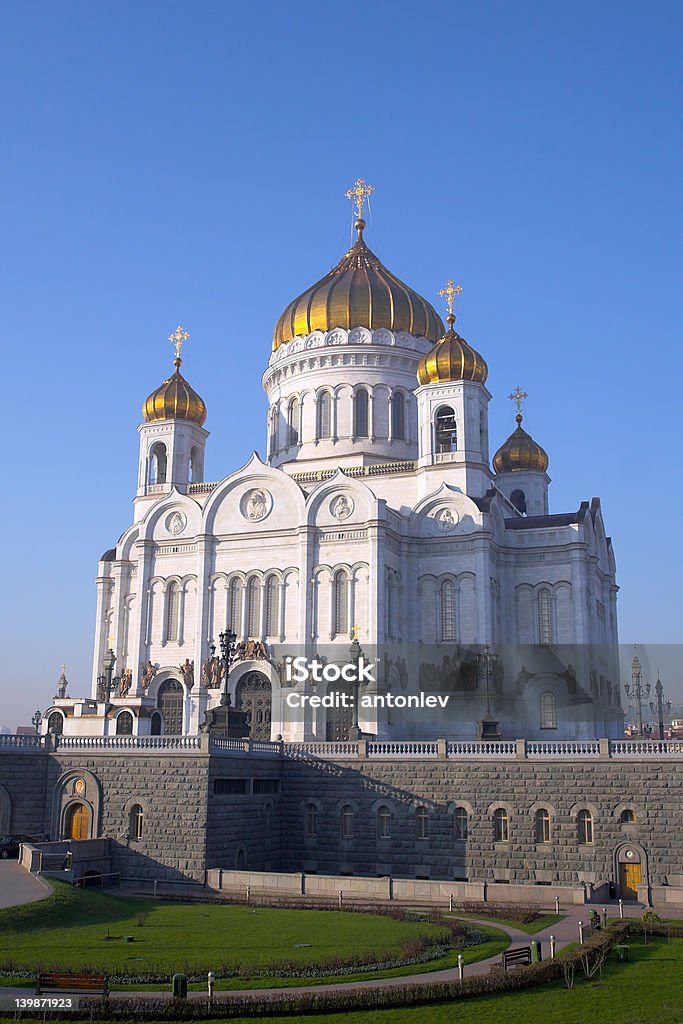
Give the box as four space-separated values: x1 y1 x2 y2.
438 280 463 316
345 178 375 219
352 625 360 641
107 635 115 650
169 325 190 361
509 386 528 416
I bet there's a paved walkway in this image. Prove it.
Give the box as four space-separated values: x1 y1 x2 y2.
0 899 650 1003
0 862 51 909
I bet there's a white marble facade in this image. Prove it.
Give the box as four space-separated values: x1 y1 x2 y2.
46 318 623 742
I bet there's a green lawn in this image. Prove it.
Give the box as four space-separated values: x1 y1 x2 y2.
447 911 563 934
0 882 490 981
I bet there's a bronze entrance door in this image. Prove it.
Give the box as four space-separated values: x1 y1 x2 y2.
235 671 272 741
157 679 184 734
619 862 642 899
67 803 90 840
325 685 355 741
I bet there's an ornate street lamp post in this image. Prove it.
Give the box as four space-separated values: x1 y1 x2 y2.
348 632 365 741
649 672 671 740
476 643 500 740
103 643 117 697
217 628 238 706
31 709 42 734
624 646 650 737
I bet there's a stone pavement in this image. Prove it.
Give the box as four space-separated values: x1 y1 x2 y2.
0 861 51 909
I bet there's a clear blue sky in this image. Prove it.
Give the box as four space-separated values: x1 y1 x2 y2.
2 1 681 728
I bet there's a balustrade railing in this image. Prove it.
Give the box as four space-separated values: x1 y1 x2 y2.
447 740 517 757
0 734 44 750
526 740 601 757
368 741 439 757
53 735 203 751
609 739 683 756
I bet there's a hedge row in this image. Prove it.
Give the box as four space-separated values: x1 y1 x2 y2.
13 923 629 1020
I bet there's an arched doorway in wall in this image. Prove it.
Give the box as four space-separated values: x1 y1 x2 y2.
157 679 184 735
66 802 90 840
235 672 272 741
616 843 645 900
325 683 355 741
0 786 11 834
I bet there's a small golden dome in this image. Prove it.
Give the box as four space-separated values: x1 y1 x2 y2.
143 358 207 426
493 414 549 474
272 219 444 350
416 313 488 386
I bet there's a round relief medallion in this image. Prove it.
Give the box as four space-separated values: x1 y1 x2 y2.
434 507 459 532
625 849 636 860
165 511 187 536
331 494 354 521
241 488 273 522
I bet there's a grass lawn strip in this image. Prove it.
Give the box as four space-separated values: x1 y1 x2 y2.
445 910 563 934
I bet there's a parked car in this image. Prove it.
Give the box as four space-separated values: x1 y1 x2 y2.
0 835 39 859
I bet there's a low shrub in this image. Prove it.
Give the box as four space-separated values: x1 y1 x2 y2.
460 901 542 924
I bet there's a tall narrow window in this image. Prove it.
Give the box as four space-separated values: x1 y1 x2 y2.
246 577 260 637
391 392 405 440
265 575 279 637
116 711 134 735
354 388 369 437
510 489 526 514
377 806 392 839
317 391 332 440
435 406 457 453
229 579 242 636
130 804 144 840
288 397 300 446
454 807 468 841
341 805 354 838
166 582 180 642
269 408 278 456
538 589 553 645
333 571 349 636
305 803 318 837
149 443 167 484
535 809 551 844
540 691 557 729
577 809 593 845
415 806 429 839
493 808 509 842
441 580 456 641
189 446 199 483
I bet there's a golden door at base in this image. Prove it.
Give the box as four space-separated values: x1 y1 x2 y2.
67 802 90 840
619 862 641 899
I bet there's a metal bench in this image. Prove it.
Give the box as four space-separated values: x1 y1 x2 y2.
501 945 532 971
36 973 109 997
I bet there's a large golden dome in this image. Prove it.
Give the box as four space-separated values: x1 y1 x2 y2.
143 357 207 427
272 218 444 350
493 414 549 473
416 313 488 386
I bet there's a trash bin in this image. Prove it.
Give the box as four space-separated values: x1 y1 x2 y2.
172 973 188 998
615 945 629 963
530 940 542 962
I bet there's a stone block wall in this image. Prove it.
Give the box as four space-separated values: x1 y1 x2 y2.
0 753 49 838
205 754 283 872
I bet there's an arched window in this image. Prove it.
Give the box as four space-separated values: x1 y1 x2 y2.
116 711 134 735
265 575 279 637
47 712 63 736
236 848 246 869
333 570 349 636
493 808 509 843
305 803 318 837
165 582 180 642
340 805 354 839
415 806 429 839
246 577 260 637
454 807 468 841
391 392 405 440
189 446 199 483
157 679 184 735
479 408 488 459
377 806 392 839
150 712 162 736
130 804 144 840
577 809 594 845
441 580 456 641
354 388 369 437
229 578 242 636
540 691 557 729
149 443 167 484
510 489 527 514
288 397 300 447
538 589 553 645
435 406 457 453
317 391 332 440
269 408 278 456
535 808 551 844
620 809 636 824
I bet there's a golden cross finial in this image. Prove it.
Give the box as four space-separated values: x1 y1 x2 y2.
107 635 115 650
351 625 360 641
438 280 463 317
345 178 375 219
169 325 190 362
508 386 528 418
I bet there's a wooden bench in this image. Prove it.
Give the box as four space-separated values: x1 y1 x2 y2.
36 973 109 997
501 945 532 971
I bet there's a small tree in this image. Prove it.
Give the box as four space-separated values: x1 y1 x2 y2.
562 960 576 990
